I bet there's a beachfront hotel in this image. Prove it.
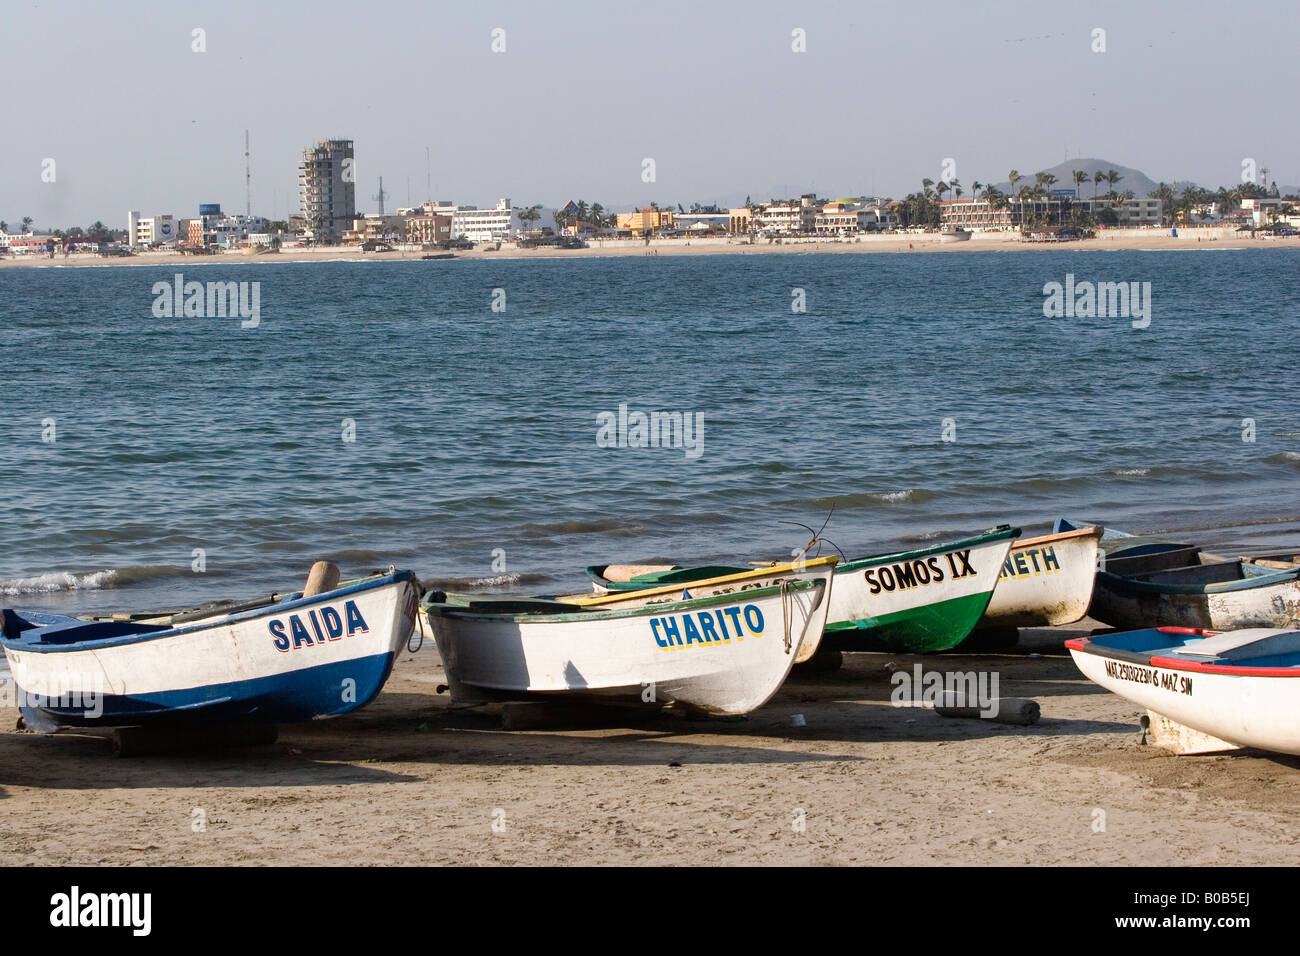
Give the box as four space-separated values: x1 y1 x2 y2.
126 212 179 248
396 199 519 242
299 139 356 244
758 196 819 234
938 195 1164 231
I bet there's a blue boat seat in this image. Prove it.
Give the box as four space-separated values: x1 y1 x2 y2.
1170 629 1298 659
13 618 171 646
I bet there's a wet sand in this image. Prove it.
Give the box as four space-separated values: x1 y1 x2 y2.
3 621 1297 865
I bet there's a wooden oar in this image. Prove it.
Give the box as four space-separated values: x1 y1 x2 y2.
563 555 838 607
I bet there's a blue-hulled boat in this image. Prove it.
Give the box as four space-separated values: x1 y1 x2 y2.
0 568 420 731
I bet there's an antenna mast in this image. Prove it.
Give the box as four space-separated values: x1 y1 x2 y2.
244 130 251 217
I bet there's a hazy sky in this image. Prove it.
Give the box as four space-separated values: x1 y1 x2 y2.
3 0 1296 229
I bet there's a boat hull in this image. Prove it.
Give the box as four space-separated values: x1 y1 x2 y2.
821 527 1018 652
2 572 419 730
565 560 836 663
978 526 1102 628
425 571 832 715
1089 569 1300 630
1067 631 1300 755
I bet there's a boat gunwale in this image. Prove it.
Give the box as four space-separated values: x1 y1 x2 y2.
1096 563 1300 595
834 525 1019 573
1067 631 1300 678
1011 525 1102 549
423 576 826 624
1 570 418 655
563 555 837 607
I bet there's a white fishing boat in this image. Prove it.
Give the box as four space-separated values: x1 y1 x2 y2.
0 566 421 731
1067 626 1300 755
587 526 1019 653
422 557 836 715
1055 518 1300 630
978 524 1102 628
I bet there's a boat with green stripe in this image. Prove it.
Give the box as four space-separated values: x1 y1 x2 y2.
587 525 1019 652
422 557 837 715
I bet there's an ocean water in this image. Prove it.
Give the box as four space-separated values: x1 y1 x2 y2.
1 248 1297 616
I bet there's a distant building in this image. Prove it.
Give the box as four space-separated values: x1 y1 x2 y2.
208 215 268 248
728 207 754 234
757 196 819 235
938 195 1163 231
814 202 886 235
127 212 179 247
4 234 56 254
1239 197 1289 228
453 199 518 241
400 199 518 241
299 139 356 244
938 198 1018 231
1075 197 1163 226
343 214 407 243
616 208 675 236
672 212 730 234
405 214 454 245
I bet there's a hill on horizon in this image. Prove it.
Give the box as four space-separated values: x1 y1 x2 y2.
988 158 1160 198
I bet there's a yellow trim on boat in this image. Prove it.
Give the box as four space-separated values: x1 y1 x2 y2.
562 555 839 607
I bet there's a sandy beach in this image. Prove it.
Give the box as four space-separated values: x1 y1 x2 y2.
3 621 1296 866
2 228 1297 270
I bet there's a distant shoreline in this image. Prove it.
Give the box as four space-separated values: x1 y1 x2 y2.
2 227 1296 270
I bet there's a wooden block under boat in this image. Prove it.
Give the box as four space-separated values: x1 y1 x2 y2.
1141 710 1241 756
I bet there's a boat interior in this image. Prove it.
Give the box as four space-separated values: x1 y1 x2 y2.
1 609 170 646
1084 626 1300 667
1100 534 1299 591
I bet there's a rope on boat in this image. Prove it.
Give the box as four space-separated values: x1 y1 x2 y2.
781 579 793 654
407 581 426 653
781 503 846 564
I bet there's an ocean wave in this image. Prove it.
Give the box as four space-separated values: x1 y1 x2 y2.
422 571 548 590
799 489 933 510
900 528 961 542
521 518 646 537
1267 452 1300 465
1109 468 1150 477
0 565 185 596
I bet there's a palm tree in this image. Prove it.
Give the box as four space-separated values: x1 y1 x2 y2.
518 204 542 233
1008 170 1021 196
1017 186 1035 228
1093 171 1105 200
1105 170 1122 200
0 220 6 234
1150 184 1176 225
1073 170 1089 194
972 180 983 200
21 216 33 233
